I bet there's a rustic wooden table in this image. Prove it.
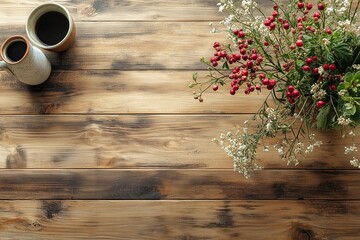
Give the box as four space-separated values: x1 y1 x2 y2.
0 0 359 239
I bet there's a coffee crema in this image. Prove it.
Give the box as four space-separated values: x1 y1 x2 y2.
6 41 27 62
35 11 69 46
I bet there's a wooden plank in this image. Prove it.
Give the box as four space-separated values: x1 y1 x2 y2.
0 200 359 239
0 169 359 200
0 115 357 169
0 0 225 22
0 22 228 70
0 70 269 114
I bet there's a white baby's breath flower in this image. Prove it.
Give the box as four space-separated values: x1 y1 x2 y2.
338 89 347 97
350 157 360 168
337 116 352 126
353 64 360 70
322 38 330 45
344 144 358 154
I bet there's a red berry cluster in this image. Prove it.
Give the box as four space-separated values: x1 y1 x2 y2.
209 29 268 95
286 85 300 104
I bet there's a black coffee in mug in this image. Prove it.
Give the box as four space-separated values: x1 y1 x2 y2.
6 41 27 62
35 11 69 46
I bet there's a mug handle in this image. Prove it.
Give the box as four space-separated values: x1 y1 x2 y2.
0 60 7 70
0 45 7 70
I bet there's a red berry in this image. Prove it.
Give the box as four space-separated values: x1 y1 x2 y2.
233 29 239 35
264 41 269 46
288 85 295 92
286 91 292 97
323 63 329 71
283 22 290 30
246 61 253 69
259 73 266 79
329 84 337 91
264 19 271 26
267 85 274 90
317 100 326 108
268 79 277 87
312 56 318 61
298 2 305 9
288 98 295 104
230 89 236 95
268 16 275 22
292 89 300 98
251 53 258 60
212 85 219 91
329 64 336 70
318 3 325 10
233 84 239 91
213 42 220 48
312 68 319 75
273 4 278 10
262 78 270 85
303 65 310 71
220 51 227 57
238 31 245 38
212 61 218 67
242 69 249 76
313 12 321 19
269 22 276 30
247 39 253 44
240 48 246 55
272 11 278 18
306 3 313 10
325 28 332 34
296 39 303 47
249 86 255 92
305 57 313 65
256 85 261 90
233 53 241 61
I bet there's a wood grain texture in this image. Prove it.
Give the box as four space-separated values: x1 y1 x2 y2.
0 0 359 239
0 0 225 22
0 115 358 169
0 169 359 200
0 70 271 114
0 200 359 240
0 22 222 70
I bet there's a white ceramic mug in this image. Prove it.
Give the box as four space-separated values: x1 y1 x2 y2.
26 2 76 52
0 35 51 85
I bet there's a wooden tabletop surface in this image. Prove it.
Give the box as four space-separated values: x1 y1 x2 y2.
0 0 359 239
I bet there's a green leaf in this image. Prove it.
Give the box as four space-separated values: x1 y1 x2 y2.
332 42 353 71
222 61 229 70
316 104 332 130
344 102 356 116
192 72 198 81
188 82 198 88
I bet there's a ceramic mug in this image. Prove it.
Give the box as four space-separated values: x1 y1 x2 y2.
26 2 76 52
0 35 51 85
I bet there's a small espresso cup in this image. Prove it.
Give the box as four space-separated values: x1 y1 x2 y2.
26 2 76 52
0 35 51 85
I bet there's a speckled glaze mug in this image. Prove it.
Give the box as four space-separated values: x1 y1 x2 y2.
26 2 76 52
0 35 51 85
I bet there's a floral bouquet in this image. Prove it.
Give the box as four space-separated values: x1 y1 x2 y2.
189 0 360 178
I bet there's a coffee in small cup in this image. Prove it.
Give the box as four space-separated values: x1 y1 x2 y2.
26 2 76 52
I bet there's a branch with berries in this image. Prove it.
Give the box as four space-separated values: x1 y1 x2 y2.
190 0 360 177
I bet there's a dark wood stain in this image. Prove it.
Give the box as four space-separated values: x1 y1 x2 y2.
41 200 64 219
207 202 234 228
272 182 288 199
6 145 27 169
111 60 165 70
317 180 348 194
108 172 164 199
